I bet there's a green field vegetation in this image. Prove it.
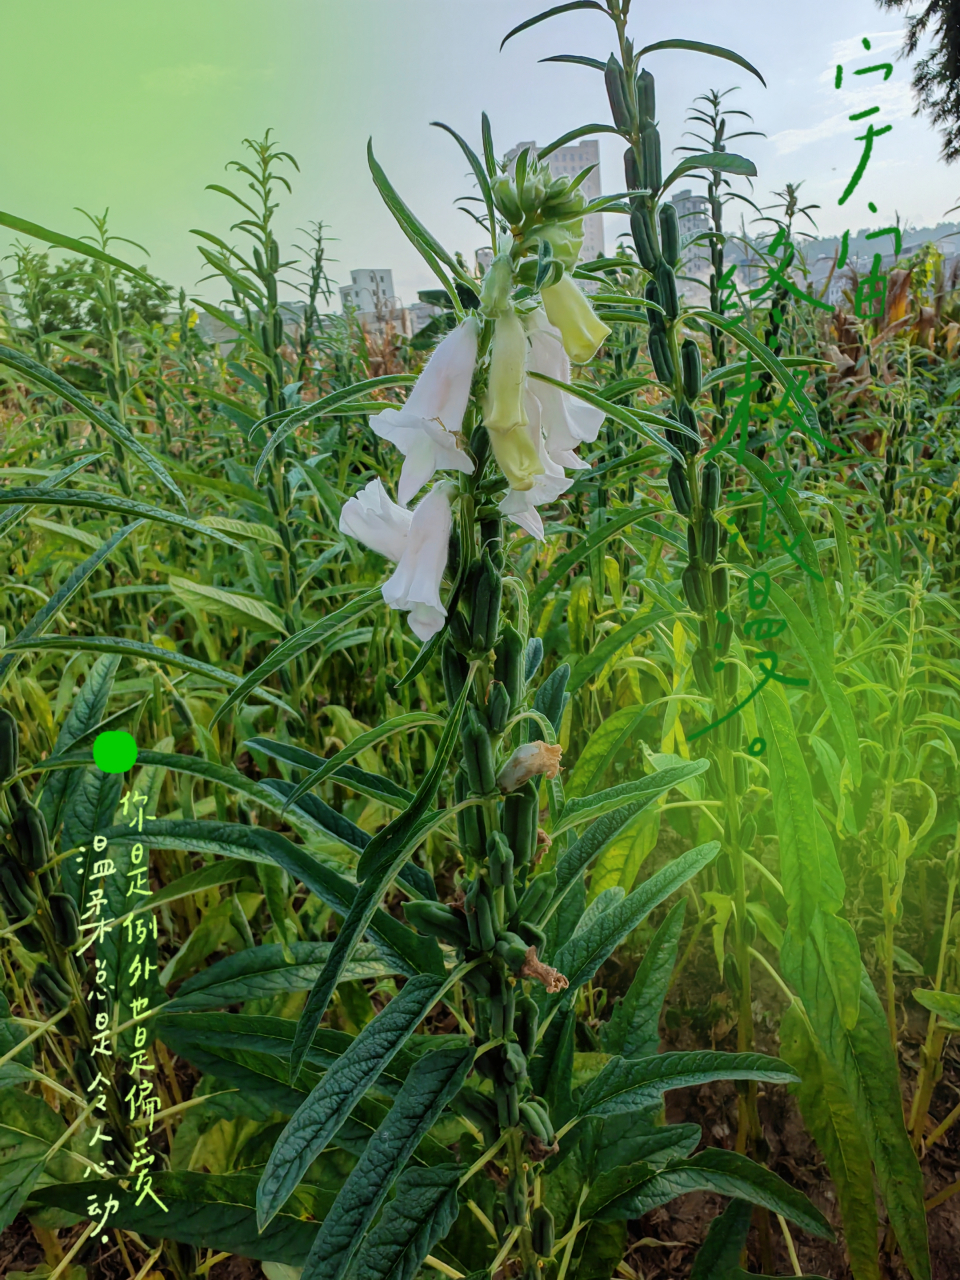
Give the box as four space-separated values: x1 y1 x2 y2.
1 7 959 1280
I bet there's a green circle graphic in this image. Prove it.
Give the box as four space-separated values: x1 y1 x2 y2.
93 731 138 774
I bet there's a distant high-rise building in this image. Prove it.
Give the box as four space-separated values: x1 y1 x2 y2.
505 140 605 264
340 268 411 337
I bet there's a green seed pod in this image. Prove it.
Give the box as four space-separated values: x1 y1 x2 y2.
532 1205 556 1256
711 566 729 608
494 623 525 712
475 888 497 952
648 331 674 385
74 1048 97 1092
681 338 702 399
687 524 698 563
715 614 734 656
630 207 658 269
495 931 531 972
701 515 720 566
506 1174 527 1226
655 260 678 320
441 637 468 707
12 802 49 872
724 952 742 997
456 770 486 861
33 963 72 1010
667 460 692 516
479 516 504 571
644 278 665 332
516 868 556 926
740 814 757 848
516 995 539 1058
902 689 921 725
658 202 680 265
461 707 497 796
463 963 491 997
0 859 37 918
692 648 715 697
605 56 632 130
624 147 641 193
486 681 511 736
0 709 18 784
516 919 546 950
403 900 471 949
700 461 720 512
470 548 502 653
724 659 739 698
503 1041 528 1085
487 831 514 889
681 564 707 613
637 68 656 123
716 852 735 894
49 893 80 948
519 1100 550 1144
640 121 661 192
677 402 701 455
502 780 539 867
883 656 900 689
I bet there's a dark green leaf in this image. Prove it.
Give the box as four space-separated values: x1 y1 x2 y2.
579 1050 798 1118
601 899 686 1058
500 2 609 50
301 1047 473 1280
257 975 445 1231
555 761 710 833
354 1164 460 1280
634 39 767 86
660 151 757 194
0 209 160 282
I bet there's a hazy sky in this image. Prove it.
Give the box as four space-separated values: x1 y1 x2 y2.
1 1 955 310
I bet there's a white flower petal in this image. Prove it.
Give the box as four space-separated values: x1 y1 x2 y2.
338 478 411 560
381 482 453 641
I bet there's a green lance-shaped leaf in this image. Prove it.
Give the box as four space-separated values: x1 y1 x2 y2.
31 1172 331 1267
246 737 414 809
566 608 672 693
300 1047 473 1280
279 711 443 816
0 519 143 692
913 989 960 1028
0 487 243 546
0 343 184 506
579 1050 798 1118
500 0 610 49
779 1003 880 1280
37 652 119 834
767 580 861 787
256 974 445 1232
0 210 161 281
738 449 839 694
690 310 824 444
689 1198 754 1280
0 452 107 536
431 120 496 232
166 942 395 1012
168 577 287 633
367 141 467 311
353 1163 461 1280
660 151 757 196
608 1149 832 1239
547 840 718 1006
549 798 670 916
98 819 442 980
601 898 686 1058
530 506 659 610
566 705 659 798
251 375 417 482
781 934 931 1280
529 371 690 462
209 587 384 727
554 759 710 834
8 637 293 718
757 681 844 936
634 39 767 86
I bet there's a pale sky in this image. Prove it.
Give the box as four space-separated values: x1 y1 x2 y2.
1 1 954 310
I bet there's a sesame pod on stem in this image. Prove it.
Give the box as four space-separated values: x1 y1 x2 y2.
700 461 720 511
724 659 740 698
658 202 680 265
461 707 497 795
0 859 37 917
519 1100 550 1144
711 566 729 609
630 206 658 269
644 278 665 332
486 681 511 736
681 337 702 399
637 68 656 123
487 831 514 889
49 893 80 948
0 709 18 783
496 931 531 973
516 868 556 926
605 56 632 130
677 402 701 455
12 803 49 872
640 122 661 192
701 515 720 565
502 779 539 867
692 648 715 697
470 547 502 653
667 461 692 516
715 615 734 656
503 1041 528 1085
475 885 497 952
655 260 679 320
516 995 539 1058
403 900 471 949
516 919 546 950
681 565 707 613
648 331 674 385
532 1205 556 1256
494 622 525 712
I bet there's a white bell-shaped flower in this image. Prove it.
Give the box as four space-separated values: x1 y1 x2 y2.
525 308 605 469
368 318 478 506
339 479 452 641
498 397 572 542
